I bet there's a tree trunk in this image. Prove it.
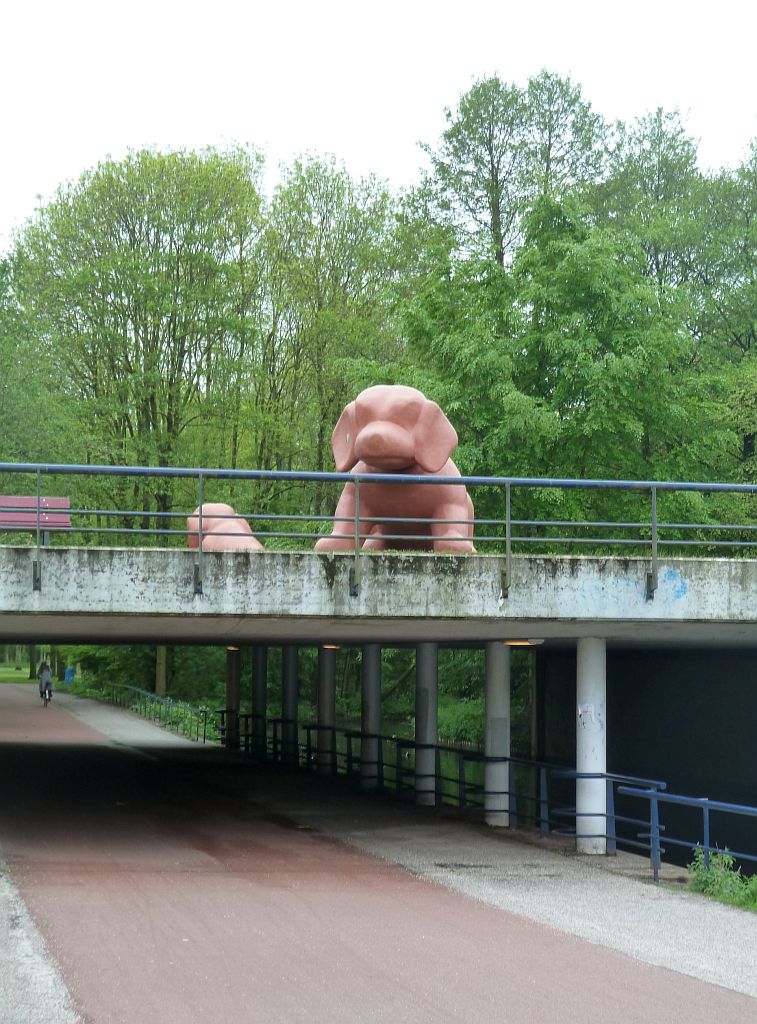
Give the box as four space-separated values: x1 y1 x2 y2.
155 645 168 697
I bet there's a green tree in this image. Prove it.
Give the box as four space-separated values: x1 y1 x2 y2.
422 76 529 266
0 259 74 463
524 70 607 200
595 108 702 295
694 145 757 361
12 147 265 515
403 195 729 521
509 197 719 480
422 72 607 268
263 156 400 504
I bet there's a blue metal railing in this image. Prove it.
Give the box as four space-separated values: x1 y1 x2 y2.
67 689 757 880
617 786 757 881
550 769 667 854
5 461 757 597
240 719 757 881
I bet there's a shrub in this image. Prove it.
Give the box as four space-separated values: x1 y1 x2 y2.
437 698 485 746
688 847 757 910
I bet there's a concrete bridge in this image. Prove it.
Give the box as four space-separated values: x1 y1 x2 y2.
2 543 756 855
1 546 754 646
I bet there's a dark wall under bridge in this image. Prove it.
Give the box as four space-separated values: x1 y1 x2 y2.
536 647 757 871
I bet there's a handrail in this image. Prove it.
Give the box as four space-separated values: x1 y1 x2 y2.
6 461 757 494
3 461 757 599
260 721 757 881
59 693 757 881
617 785 757 881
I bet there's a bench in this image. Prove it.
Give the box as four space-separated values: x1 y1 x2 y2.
0 496 72 545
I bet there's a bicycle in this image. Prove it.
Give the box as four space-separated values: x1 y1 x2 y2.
41 685 52 707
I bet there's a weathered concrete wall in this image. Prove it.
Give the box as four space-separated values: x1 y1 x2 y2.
1 547 757 645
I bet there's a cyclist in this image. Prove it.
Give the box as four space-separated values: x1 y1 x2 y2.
38 661 53 703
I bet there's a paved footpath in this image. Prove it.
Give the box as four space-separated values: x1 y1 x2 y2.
0 682 755 1024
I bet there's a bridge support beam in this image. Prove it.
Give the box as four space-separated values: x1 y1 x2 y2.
415 642 438 806
485 642 511 827
361 644 381 790
317 645 337 776
576 637 607 854
282 644 299 767
251 644 268 757
225 646 241 750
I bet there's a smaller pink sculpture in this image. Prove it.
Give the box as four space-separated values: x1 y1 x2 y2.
187 503 263 551
315 384 475 553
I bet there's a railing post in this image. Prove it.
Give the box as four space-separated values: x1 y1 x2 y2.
350 478 361 596
606 779 617 854
508 760 518 826
458 753 466 811
502 482 512 599
650 791 661 882
33 468 42 591
646 485 658 601
703 806 711 870
194 473 204 595
539 766 549 835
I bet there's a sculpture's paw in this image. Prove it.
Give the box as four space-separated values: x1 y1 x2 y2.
314 536 355 552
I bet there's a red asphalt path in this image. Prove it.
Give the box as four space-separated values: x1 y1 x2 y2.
0 682 755 1024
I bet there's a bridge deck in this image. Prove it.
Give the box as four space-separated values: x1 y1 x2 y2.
0 546 756 646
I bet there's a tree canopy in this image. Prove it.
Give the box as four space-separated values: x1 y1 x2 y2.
2 71 754 517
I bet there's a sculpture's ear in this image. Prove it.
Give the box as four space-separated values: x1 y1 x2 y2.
332 401 359 471
413 399 458 472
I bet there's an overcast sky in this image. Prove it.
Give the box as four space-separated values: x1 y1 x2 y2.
1 0 755 252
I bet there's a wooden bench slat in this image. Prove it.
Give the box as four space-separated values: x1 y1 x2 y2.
0 496 72 530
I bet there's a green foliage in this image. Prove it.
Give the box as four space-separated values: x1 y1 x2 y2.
61 644 155 689
688 848 757 910
169 648 226 705
59 644 227 706
437 698 485 745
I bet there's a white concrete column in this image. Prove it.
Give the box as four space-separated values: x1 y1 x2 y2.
281 644 299 767
415 642 438 806
485 642 511 827
317 646 337 776
576 637 607 854
251 645 268 757
361 644 382 789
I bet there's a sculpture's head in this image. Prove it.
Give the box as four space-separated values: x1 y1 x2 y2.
331 385 458 473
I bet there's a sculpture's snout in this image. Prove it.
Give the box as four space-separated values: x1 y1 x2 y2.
355 421 415 469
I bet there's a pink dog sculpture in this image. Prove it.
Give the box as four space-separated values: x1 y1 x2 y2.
187 503 263 551
314 385 475 553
